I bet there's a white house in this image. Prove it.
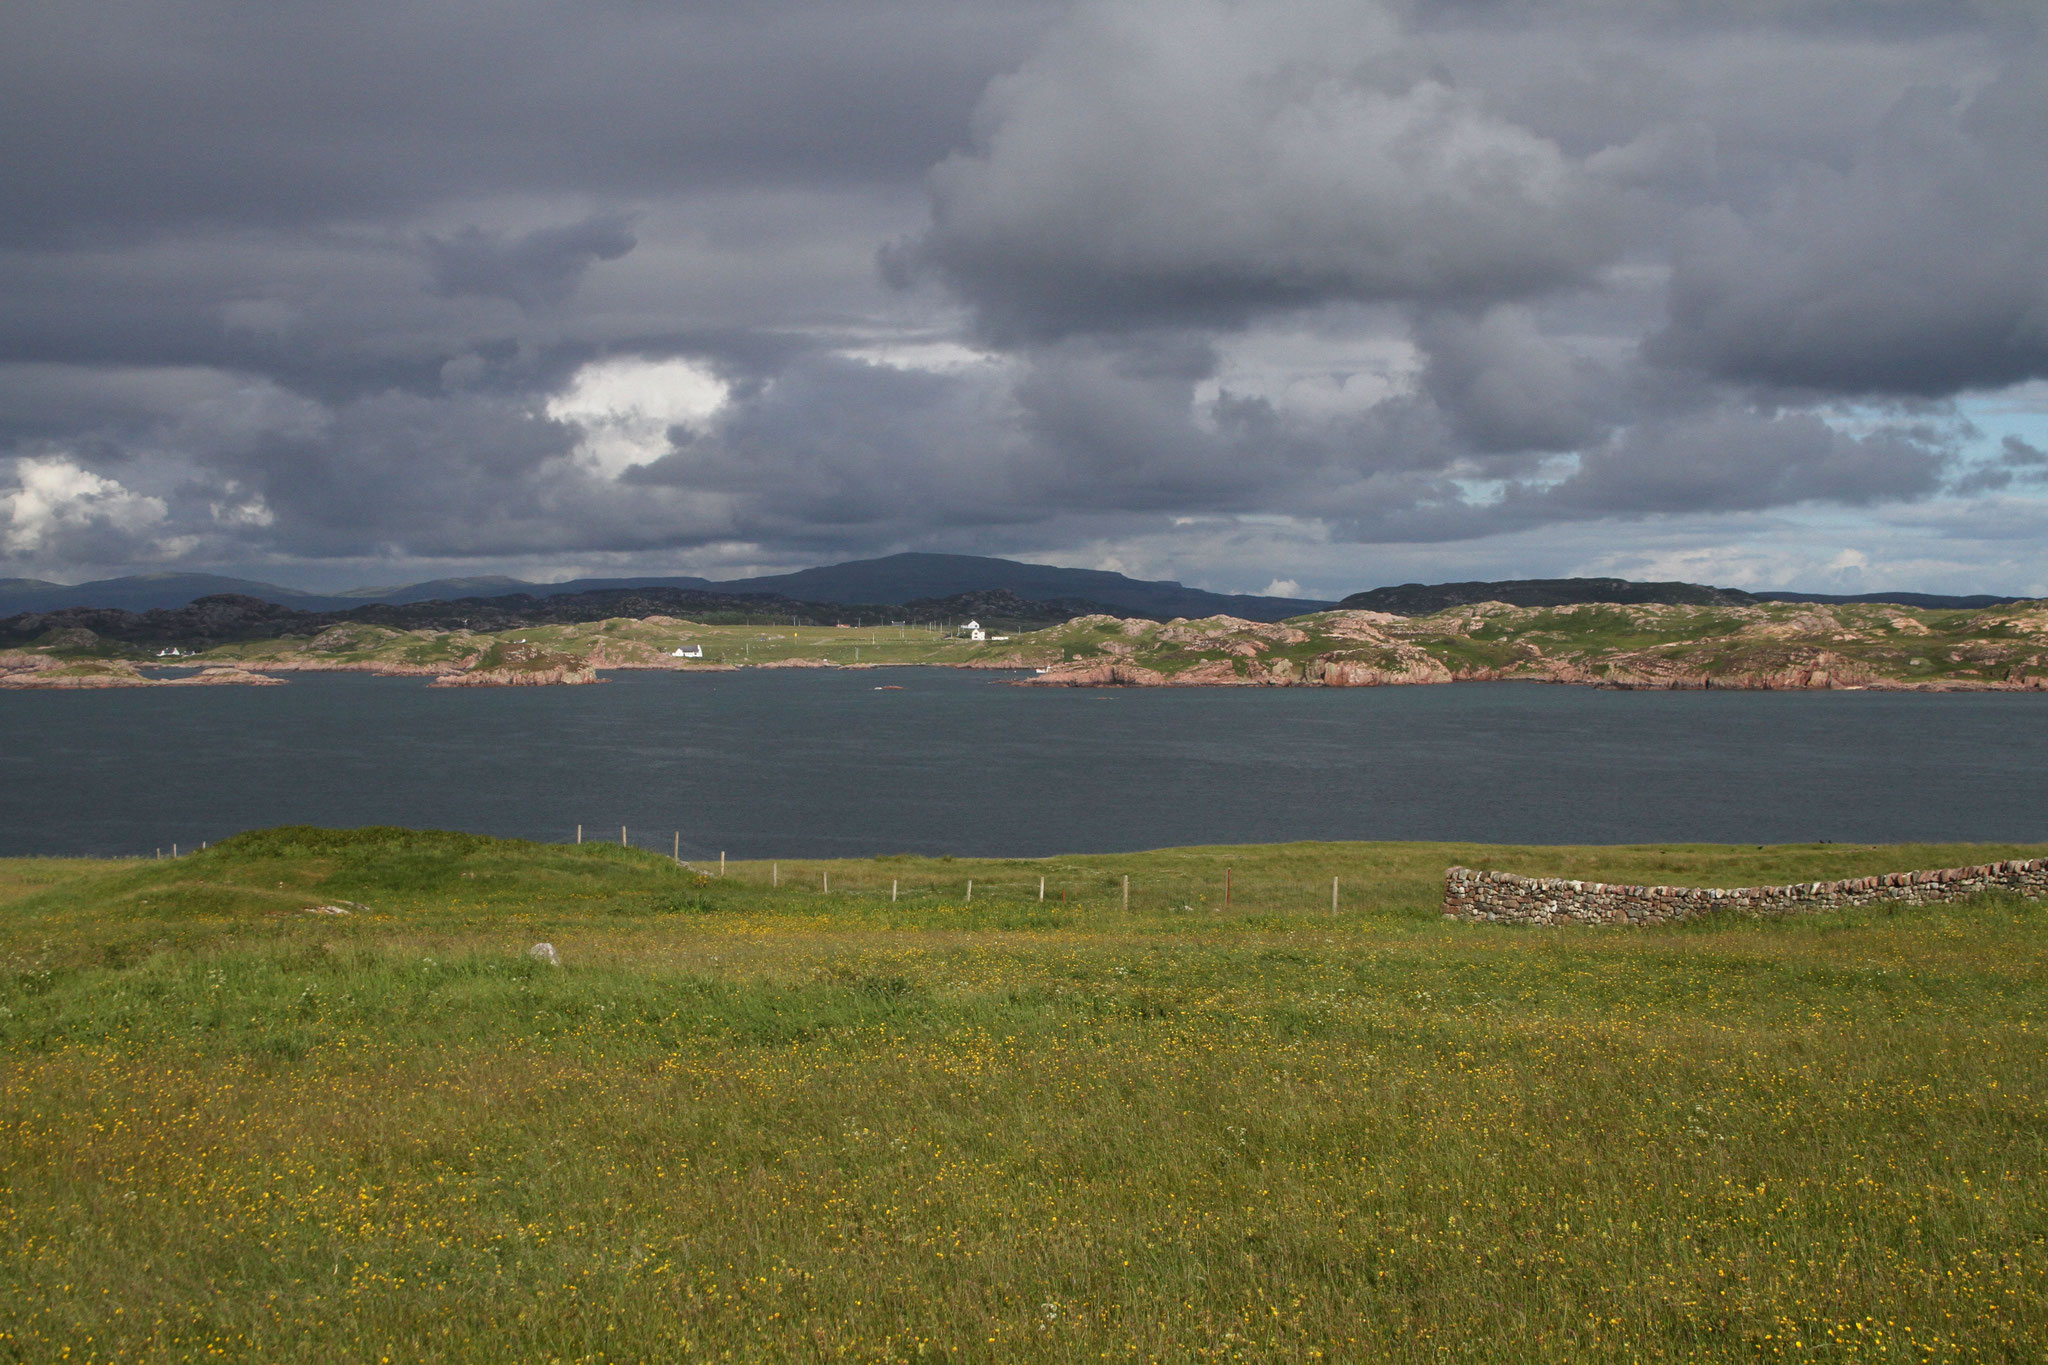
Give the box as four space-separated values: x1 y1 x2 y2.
962 618 987 642
671 645 704 658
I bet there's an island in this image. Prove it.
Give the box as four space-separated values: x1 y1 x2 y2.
6 597 2048 691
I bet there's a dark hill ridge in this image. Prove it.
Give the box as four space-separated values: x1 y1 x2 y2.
1 555 2029 621
1340 578 1755 614
0 554 1327 621
0 572 357 614
1338 577 2029 616
708 552 1331 620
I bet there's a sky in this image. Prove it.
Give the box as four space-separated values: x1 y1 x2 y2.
2 0 2046 600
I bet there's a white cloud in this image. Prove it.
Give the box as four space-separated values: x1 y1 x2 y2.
546 357 730 479
1 456 168 556
1196 315 1421 426
837 341 1003 374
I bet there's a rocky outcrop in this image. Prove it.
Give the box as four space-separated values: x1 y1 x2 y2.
1444 859 2048 925
0 653 281 688
1027 660 1170 687
0 657 146 688
430 665 601 687
1307 653 1456 686
163 666 283 686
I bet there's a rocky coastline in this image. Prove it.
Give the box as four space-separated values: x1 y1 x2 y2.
0 654 282 689
429 665 603 687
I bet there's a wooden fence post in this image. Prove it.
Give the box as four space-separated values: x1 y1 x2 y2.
1122 875 1129 911
1332 876 1339 915
620 826 627 847
966 879 973 902
892 879 898 902
1039 875 1045 902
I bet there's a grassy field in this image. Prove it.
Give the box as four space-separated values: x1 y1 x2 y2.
199 619 1005 674
1 829 2044 1362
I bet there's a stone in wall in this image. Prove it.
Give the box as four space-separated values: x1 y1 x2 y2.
1442 858 2048 925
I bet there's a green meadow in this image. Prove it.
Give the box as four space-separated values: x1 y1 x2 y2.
1 829 2043 1362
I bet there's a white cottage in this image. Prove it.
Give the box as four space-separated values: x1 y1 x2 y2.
962 618 987 642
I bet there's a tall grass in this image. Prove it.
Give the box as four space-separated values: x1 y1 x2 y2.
1 829 2043 1361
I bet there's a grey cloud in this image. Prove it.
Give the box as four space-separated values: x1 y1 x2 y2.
630 353 1033 542
1952 434 2048 495
2003 435 2048 466
628 341 1321 549
423 216 638 311
1546 409 1950 515
894 0 1620 341
1654 57 2048 395
1311 403 1953 544
1412 306 1614 453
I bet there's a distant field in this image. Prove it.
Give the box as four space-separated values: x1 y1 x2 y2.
1 829 2043 1361
202 618 1008 672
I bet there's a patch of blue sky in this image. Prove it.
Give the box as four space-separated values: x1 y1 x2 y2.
1449 455 1578 507
1956 382 2048 454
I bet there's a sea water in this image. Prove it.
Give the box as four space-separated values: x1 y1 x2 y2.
3 668 2045 857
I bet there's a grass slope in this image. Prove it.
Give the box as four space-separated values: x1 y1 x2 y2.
200 618 1009 677
2 829 2044 1361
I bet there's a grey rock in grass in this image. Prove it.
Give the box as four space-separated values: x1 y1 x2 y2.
526 942 561 966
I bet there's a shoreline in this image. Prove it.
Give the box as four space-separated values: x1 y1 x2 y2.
11 655 2048 692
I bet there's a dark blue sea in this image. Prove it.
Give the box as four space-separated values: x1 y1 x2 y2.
3 668 2045 857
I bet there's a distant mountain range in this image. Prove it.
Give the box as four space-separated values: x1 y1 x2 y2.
0 556 2032 626
0 587 1141 652
0 554 1335 621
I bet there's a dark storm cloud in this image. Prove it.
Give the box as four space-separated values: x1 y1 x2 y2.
0 0 2042 585
0 0 1057 245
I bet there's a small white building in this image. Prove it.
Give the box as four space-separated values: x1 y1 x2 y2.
671 645 704 658
962 618 988 642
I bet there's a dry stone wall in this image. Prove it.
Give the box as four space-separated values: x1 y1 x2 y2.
1444 859 2048 925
